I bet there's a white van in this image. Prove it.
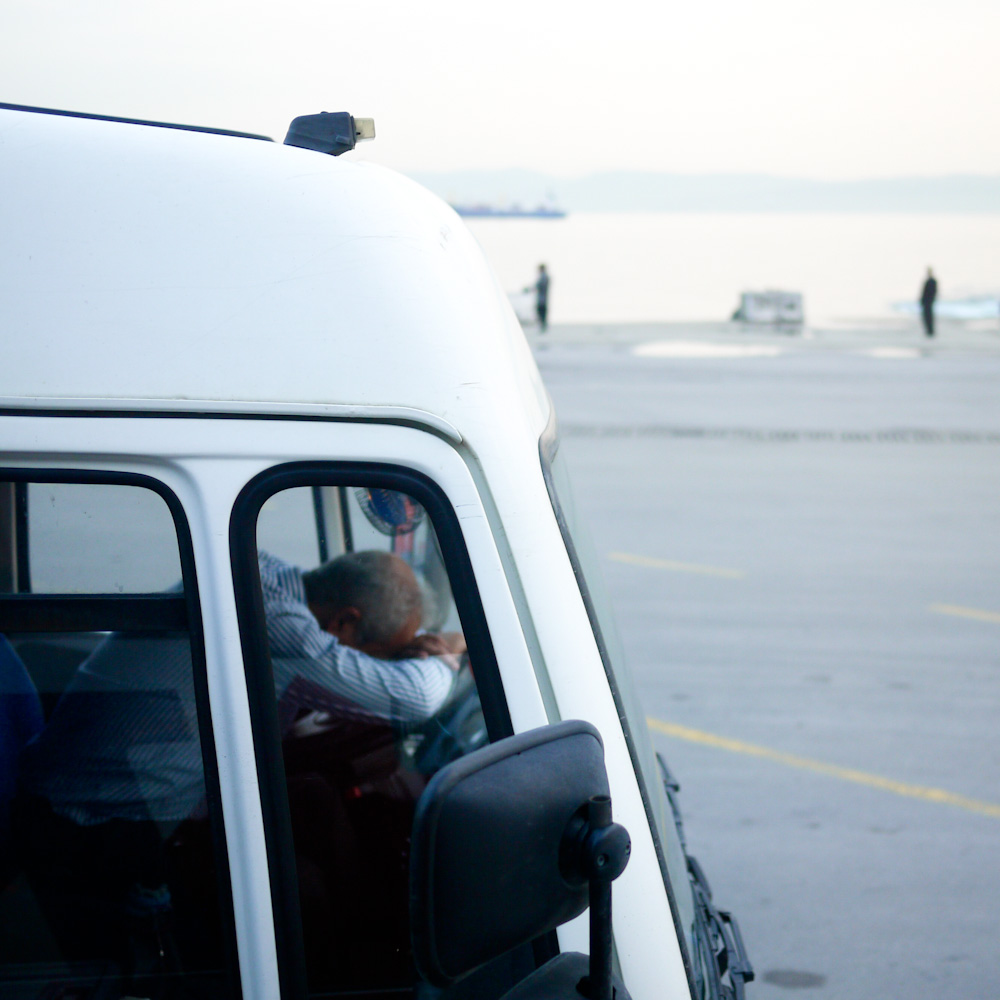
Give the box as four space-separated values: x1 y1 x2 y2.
0 104 752 1000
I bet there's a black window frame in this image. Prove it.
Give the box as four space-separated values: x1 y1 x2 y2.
0 467 242 997
230 461 521 1000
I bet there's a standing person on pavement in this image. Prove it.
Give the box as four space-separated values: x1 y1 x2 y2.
534 263 550 332
920 267 938 338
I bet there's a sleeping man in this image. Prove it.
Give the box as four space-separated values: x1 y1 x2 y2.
262 548 465 734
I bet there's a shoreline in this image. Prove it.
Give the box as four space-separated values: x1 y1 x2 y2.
523 317 1000 355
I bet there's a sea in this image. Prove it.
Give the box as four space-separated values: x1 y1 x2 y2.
462 212 1000 327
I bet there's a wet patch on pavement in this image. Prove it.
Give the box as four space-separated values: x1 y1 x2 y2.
762 969 827 988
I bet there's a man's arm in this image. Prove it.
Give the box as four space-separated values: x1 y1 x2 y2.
264 581 457 724
397 631 467 660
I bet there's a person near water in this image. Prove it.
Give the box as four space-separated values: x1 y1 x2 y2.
920 267 938 338
534 264 550 331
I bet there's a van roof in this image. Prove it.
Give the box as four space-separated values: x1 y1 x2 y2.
0 105 549 447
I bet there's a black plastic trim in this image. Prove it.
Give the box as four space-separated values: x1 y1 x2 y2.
338 486 355 553
310 486 330 564
230 461 514 1000
14 482 29 593
0 594 187 633
536 419 698 998
0 467 242 996
0 101 272 141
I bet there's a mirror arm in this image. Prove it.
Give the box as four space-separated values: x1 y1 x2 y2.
588 873 614 1000
561 795 632 1000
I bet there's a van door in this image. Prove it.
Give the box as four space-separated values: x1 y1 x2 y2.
229 460 548 999
0 415 573 999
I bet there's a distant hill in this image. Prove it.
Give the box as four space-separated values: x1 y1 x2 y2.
407 169 1000 213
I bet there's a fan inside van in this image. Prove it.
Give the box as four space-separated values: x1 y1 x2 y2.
354 488 425 536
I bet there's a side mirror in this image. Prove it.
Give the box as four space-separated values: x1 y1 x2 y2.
410 720 632 1000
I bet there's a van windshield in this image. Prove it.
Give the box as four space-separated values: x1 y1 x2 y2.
541 442 698 982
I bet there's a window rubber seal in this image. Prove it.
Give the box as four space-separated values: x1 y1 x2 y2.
0 101 272 141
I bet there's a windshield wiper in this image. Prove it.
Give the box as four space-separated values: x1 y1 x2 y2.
688 855 755 1000
656 751 688 851
656 752 754 998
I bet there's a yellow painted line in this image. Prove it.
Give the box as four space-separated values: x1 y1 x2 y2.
647 717 1000 820
929 603 1000 625
609 551 745 579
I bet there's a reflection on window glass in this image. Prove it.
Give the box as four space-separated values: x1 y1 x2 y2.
0 480 232 998
253 485 489 995
258 486 322 570
544 450 698 963
17 483 182 594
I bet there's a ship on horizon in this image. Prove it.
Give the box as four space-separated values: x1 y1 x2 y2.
450 200 567 219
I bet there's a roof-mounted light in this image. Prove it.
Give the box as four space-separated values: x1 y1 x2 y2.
283 112 375 156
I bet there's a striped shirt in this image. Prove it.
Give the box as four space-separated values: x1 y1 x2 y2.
259 550 457 728
19 552 456 824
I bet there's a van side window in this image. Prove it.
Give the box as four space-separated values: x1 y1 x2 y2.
234 473 535 999
23 482 183 594
0 477 236 999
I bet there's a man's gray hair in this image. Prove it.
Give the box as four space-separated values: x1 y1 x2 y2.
302 550 422 646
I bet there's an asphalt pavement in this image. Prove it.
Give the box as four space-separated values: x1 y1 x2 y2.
532 318 1000 1000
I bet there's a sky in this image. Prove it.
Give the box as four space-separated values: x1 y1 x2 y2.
2 0 999 180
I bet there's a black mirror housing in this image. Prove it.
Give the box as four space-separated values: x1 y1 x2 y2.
409 720 627 988
410 721 606 984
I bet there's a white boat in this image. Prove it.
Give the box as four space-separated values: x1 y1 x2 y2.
892 296 1000 320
